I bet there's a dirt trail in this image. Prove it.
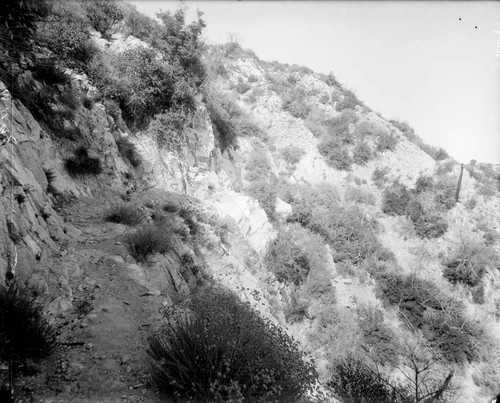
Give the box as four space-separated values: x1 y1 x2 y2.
16 196 169 403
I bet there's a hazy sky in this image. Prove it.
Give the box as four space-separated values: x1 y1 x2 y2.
129 1 500 164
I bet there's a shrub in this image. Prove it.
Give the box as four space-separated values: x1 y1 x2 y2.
372 166 390 187
105 204 144 226
116 136 141 167
120 2 158 41
414 175 434 193
148 289 317 401
235 81 251 94
125 225 173 261
318 137 352 171
82 96 94 110
376 271 485 364
281 145 305 166
382 182 411 216
282 87 311 119
443 241 499 288
265 230 311 285
406 199 448 239
344 185 376 206
436 160 455 175
37 1 98 68
247 179 277 222
336 89 361 111
309 205 381 264
284 292 310 323
148 109 186 151
328 357 407 403
325 111 357 144
0 283 56 362
33 60 70 85
376 132 398 152
64 146 103 176
83 0 123 38
352 141 373 165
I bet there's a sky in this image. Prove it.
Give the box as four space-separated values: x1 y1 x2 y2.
129 1 500 164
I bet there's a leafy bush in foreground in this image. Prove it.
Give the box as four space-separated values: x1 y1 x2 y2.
148 290 317 401
0 283 56 362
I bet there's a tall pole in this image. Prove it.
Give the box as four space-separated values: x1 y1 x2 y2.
455 163 464 202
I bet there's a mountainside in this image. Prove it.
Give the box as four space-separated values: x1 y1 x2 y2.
1 1 499 402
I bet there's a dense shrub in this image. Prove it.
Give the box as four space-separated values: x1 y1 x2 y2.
282 87 311 119
235 81 251 94
37 1 98 69
247 179 277 222
336 89 361 111
148 289 317 401
353 141 373 165
125 225 173 261
306 205 381 264
376 271 485 364
116 136 142 167
281 145 305 166
0 283 56 362
120 3 158 41
405 199 448 239
328 357 407 403
443 241 499 287
265 230 311 285
64 146 103 176
344 185 376 206
83 0 123 38
372 166 390 187
33 60 70 85
376 132 398 152
318 137 352 171
105 204 144 226
382 182 411 216
325 111 357 144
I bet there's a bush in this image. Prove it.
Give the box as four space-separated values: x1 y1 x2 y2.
318 137 352 171
376 132 398 152
375 271 485 364
125 225 173 261
0 283 56 362
33 60 70 85
336 89 361 111
37 1 98 68
247 179 277 222
120 3 158 41
325 111 357 144
344 185 376 206
372 166 390 187
105 204 144 226
64 146 103 176
265 230 311 285
116 136 141 167
405 199 448 239
282 87 311 119
443 241 499 288
83 0 123 38
309 205 381 264
352 141 373 165
148 289 317 401
281 145 305 166
382 182 411 216
235 81 251 94
328 357 407 403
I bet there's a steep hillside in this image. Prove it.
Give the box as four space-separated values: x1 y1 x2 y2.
1 1 499 402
